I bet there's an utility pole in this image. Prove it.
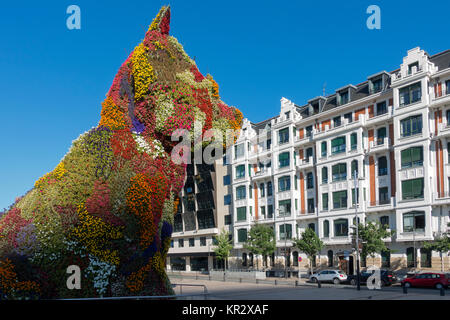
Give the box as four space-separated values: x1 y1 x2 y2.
354 170 361 291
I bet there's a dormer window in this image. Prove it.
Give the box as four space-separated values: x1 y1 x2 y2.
408 62 419 75
333 116 341 128
371 78 383 94
339 91 349 105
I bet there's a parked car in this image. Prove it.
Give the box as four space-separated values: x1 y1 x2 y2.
401 272 450 289
309 270 347 284
346 270 398 287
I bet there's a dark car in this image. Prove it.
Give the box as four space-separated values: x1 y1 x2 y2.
401 273 449 289
347 270 398 286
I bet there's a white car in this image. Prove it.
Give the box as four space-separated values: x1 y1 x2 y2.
309 269 348 284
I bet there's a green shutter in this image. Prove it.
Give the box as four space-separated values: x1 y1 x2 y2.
412 178 424 198
411 147 422 164
402 180 412 199
321 142 327 153
322 193 328 210
401 149 411 168
237 207 246 221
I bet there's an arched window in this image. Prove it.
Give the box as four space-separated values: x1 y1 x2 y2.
420 248 431 268
323 220 330 238
322 167 328 184
242 253 248 267
259 183 265 197
327 250 333 267
307 172 314 189
293 251 299 267
351 160 358 178
406 247 416 268
378 156 388 176
381 250 390 268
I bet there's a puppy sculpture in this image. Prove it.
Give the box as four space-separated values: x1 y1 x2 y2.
0 6 242 299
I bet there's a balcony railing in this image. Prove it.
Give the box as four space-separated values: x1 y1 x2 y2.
434 191 450 200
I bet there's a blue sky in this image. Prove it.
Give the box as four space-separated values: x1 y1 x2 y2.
0 0 449 209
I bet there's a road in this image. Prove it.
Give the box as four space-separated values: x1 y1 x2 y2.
169 276 450 300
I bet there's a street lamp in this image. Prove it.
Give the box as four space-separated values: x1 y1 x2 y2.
353 170 361 291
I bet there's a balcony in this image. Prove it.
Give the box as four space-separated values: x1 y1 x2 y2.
392 65 423 82
252 168 272 180
366 106 393 125
433 191 450 204
368 137 390 154
296 156 314 170
434 122 450 138
296 209 316 218
366 197 396 212
294 131 315 146
315 116 365 139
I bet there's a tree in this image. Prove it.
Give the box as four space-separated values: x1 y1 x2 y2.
292 227 323 276
243 223 276 270
352 221 395 264
423 223 450 272
213 229 233 271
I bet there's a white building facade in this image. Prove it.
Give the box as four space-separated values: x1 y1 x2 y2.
229 47 450 275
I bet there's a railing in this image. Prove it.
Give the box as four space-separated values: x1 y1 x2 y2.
435 191 450 199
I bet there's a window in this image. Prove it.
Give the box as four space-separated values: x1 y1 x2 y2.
322 193 329 211
189 238 195 247
170 240 174 248
350 133 357 150
447 80 450 95
408 62 419 75
306 172 314 189
333 116 341 127
371 78 383 94
236 186 246 200
351 160 358 178
403 211 425 232
235 143 244 159
224 194 231 205
242 253 247 266
331 136 346 154
197 209 215 229
344 112 353 123
401 115 422 137
236 207 247 221
278 200 291 216
321 141 327 157
238 229 247 243
278 176 291 192
199 237 206 247
279 152 290 168
235 165 245 179
305 125 313 137
420 248 431 268
267 181 273 196
401 146 423 168
381 250 390 268
332 163 347 181
279 224 292 240
307 198 315 213
399 82 422 106
402 178 424 200
376 101 387 116
308 223 316 232
324 220 330 238
339 91 349 105
174 214 183 232
306 147 313 160
334 219 348 236
327 250 333 267
260 206 266 218
322 167 328 184
278 128 289 144
332 191 347 209
378 156 388 176
377 127 387 145
406 247 416 268
224 215 232 225
380 215 389 227
267 139 272 150
178 239 184 248
268 205 273 218
379 187 389 204
294 175 298 190
293 251 299 267
259 183 265 197
249 253 254 267
223 175 231 185
249 185 252 199
351 188 359 206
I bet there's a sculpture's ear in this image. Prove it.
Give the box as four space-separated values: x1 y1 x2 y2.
148 5 171 35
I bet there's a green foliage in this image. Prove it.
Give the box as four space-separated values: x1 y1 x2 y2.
292 228 323 259
353 221 395 259
243 223 276 269
213 229 233 270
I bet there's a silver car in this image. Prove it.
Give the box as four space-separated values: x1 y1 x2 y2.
309 269 348 284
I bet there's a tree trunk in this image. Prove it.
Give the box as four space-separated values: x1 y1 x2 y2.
309 258 313 276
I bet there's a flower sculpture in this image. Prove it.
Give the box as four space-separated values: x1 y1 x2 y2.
0 6 242 299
